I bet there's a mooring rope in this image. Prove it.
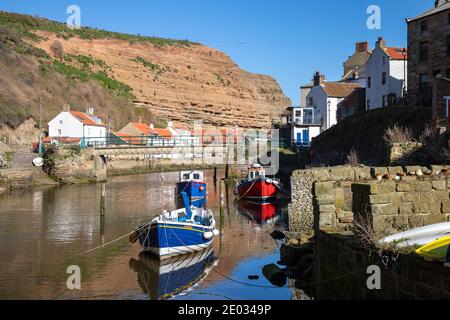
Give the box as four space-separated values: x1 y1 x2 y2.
68 222 152 259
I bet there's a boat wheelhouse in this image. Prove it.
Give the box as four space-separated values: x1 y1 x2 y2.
176 171 207 203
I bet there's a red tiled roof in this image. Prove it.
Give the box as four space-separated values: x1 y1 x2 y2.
384 47 407 60
129 122 157 135
152 128 172 139
69 111 107 127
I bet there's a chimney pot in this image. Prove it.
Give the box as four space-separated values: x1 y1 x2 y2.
313 72 325 86
377 37 386 48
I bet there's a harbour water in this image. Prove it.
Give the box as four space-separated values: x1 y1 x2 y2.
0 170 292 300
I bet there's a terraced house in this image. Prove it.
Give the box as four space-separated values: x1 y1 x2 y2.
407 0 450 125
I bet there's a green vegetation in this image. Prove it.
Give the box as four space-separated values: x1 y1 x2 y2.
64 53 109 70
131 56 173 77
0 11 196 46
3 151 14 162
214 73 231 86
133 107 167 128
50 60 133 98
131 56 161 71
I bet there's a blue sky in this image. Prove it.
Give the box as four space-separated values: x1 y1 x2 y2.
1 0 431 105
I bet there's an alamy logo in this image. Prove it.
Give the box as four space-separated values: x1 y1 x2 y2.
366 265 381 290
66 5 81 30
66 265 81 290
366 5 381 30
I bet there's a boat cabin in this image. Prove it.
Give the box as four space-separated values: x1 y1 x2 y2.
179 171 204 182
247 164 266 180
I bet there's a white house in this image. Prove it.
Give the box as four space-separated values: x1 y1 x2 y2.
306 72 360 131
366 37 407 110
291 106 321 146
48 108 107 146
166 122 200 146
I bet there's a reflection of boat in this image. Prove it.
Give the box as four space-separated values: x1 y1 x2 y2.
235 164 281 202
176 171 207 206
132 192 219 259
129 248 218 300
237 200 278 224
380 222 450 248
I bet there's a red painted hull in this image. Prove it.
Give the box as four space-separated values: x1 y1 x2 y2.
237 178 278 200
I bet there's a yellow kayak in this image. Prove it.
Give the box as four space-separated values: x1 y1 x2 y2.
416 236 450 262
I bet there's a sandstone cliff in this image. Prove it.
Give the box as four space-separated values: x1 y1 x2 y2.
0 11 290 134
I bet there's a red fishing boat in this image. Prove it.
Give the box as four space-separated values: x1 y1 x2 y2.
235 164 281 201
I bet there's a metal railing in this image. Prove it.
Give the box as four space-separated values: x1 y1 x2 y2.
48 134 253 149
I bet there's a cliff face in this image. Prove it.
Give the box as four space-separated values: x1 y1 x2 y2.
33 31 290 129
0 11 290 134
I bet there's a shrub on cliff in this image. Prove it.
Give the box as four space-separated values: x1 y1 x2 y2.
50 40 64 60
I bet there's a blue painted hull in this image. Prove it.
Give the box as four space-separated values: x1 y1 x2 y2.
138 221 214 258
176 181 207 200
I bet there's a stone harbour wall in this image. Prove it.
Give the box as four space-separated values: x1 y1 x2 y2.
289 166 373 234
45 148 107 184
289 165 450 235
352 177 450 236
314 231 450 300
388 142 423 165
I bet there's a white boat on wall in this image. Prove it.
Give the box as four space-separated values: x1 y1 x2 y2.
380 222 450 248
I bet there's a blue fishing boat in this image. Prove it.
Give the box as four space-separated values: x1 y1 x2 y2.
176 171 207 202
131 192 218 259
129 248 218 300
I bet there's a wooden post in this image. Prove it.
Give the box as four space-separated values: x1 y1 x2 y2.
219 178 225 252
225 164 229 180
100 183 106 218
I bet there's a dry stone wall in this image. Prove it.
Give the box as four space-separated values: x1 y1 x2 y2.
289 165 450 235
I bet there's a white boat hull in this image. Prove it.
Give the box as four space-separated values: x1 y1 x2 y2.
380 222 450 248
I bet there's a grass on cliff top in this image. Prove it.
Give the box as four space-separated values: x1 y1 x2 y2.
0 11 197 46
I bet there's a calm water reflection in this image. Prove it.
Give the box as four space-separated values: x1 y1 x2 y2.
0 170 291 300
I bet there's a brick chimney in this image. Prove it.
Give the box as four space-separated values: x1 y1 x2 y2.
313 71 325 86
376 36 386 49
355 41 368 53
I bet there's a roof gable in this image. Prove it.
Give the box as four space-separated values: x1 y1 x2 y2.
69 111 107 127
384 47 407 60
409 2 450 21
